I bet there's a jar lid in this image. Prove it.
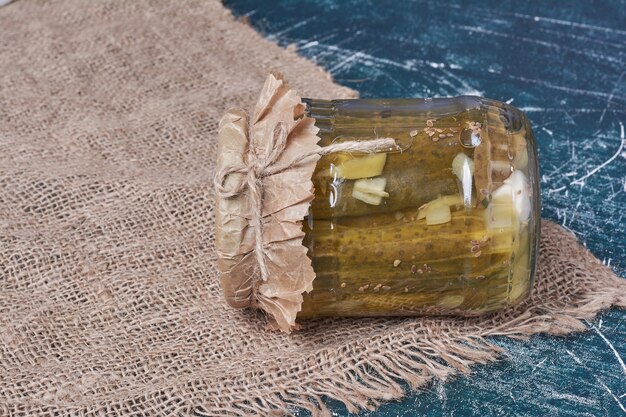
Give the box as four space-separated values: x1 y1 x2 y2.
214 73 321 332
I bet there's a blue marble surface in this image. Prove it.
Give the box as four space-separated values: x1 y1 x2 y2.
225 1 626 415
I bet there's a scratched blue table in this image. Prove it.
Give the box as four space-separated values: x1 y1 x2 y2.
225 1 626 415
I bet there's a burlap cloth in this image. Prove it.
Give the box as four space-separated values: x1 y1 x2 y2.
0 1 624 416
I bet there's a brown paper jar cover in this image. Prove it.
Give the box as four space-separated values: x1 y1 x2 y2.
215 74 540 332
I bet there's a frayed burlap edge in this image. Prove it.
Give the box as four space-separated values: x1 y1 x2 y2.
125 223 626 417
8 220 623 417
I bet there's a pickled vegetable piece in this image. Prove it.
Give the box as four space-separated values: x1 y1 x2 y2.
425 201 452 225
417 195 463 220
352 177 388 205
333 153 387 179
452 152 475 181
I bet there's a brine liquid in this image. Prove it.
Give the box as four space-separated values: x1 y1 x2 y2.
299 97 540 318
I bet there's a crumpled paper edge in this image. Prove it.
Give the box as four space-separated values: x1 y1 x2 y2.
215 73 321 332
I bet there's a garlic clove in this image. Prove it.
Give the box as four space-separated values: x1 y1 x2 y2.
504 170 531 221
417 194 463 221
334 153 387 179
352 177 388 205
425 201 452 225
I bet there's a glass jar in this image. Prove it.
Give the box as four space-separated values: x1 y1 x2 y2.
298 96 540 318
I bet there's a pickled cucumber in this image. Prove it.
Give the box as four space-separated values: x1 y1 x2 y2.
297 98 537 319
